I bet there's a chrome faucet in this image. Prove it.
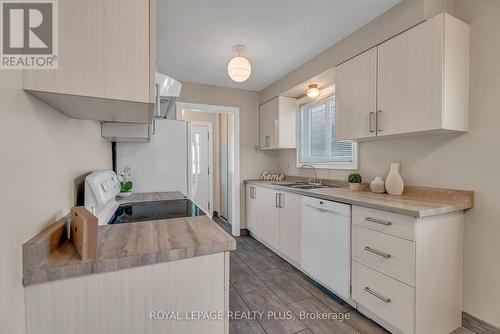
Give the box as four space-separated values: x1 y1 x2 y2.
298 164 320 184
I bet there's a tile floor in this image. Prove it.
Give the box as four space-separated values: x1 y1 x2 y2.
214 218 475 334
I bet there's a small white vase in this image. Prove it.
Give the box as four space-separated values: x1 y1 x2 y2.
385 162 404 196
370 177 385 194
117 191 132 198
349 183 361 191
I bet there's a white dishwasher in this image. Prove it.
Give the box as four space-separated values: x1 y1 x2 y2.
301 196 351 301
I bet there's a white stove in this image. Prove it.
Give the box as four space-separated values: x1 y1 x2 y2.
84 170 121 225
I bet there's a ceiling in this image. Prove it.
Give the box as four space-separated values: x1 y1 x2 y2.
156 0 400 92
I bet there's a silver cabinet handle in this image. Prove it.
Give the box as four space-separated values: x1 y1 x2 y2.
364 287 391 303
369 111 376 133
250 186 255 199
275 193 280 207
155 83 160 117
365 217 392 226
364 246 391 258
376 110 382 132
265 135 271 147
278 193 284 208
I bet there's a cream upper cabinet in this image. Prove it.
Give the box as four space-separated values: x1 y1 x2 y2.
336 47 377 141
336 13 469 140
23 0 156 124
278 191 302 265
377 14 469 136
259 96 297 150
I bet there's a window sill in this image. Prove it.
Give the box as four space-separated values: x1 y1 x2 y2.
296 161 359 170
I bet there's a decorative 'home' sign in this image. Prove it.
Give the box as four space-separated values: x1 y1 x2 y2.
260 171 285 181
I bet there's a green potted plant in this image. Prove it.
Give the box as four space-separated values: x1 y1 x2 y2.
348 173 362 191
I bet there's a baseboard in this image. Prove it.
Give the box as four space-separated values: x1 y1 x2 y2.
463 312 500 334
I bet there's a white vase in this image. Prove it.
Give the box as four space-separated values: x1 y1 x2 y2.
370 177 385 193
385 162 404 196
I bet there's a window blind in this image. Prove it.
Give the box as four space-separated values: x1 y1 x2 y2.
299 97 353 164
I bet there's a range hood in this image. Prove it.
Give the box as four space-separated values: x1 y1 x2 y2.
101 73 182 143
155 72 182 118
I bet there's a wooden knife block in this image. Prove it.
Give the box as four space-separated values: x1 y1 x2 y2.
70 207 98 260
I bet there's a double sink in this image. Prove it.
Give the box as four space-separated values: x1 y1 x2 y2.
273 182 331 190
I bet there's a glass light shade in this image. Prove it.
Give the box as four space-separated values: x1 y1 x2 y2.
306 84 320 98
227 56 251 82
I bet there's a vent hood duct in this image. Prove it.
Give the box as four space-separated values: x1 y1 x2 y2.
155 72 182 119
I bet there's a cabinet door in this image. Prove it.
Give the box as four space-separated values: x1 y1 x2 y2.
336 47 378 140
279 192 302 265
259 98 279 149
23 0 154 103
277 97 297 149
256 187 280 249
245 186 256 232
377 15 444 136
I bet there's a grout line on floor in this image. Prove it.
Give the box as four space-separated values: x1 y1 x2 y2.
229 281 270 334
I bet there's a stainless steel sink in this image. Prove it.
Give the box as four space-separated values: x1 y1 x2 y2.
275 182 329 190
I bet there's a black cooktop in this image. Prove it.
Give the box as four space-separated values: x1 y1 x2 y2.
107 199 206 225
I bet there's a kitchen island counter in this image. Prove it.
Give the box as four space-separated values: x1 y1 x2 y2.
23 192 235 286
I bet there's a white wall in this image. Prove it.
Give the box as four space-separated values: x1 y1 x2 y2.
220 114 230 220
268 0 500 327
0 72 112 334
260 0 453 104
178 82 278 228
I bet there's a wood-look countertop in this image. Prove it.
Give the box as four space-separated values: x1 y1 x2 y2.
245 180 473 218
116 191 187 203
23 192 236 286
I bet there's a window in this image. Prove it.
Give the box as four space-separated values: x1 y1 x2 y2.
298 95 358 169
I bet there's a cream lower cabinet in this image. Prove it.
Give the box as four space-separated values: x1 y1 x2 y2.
245 185 302 265
351 206 463 334
336 13 469 141
246 185 257 233
25 253 230 334
257 187 280 250
246 185 279 250
278 192 302 265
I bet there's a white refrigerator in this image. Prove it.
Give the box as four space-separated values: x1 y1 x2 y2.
116 120 188 195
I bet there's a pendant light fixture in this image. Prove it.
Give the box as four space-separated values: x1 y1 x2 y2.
227 45 251 83
306 84 320 99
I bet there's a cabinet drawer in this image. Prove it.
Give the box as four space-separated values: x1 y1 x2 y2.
352 261 415 334
352 226 415 286
352 206 415 241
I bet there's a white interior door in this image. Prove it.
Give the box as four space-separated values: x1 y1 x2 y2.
177 102 240 236
189 122 212 215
